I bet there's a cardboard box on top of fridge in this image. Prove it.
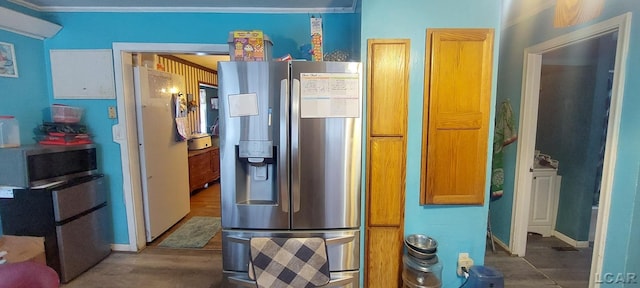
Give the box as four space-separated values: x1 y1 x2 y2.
0 235 46 265
228 30 273 61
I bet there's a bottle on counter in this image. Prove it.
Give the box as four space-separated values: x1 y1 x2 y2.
0 115 20 148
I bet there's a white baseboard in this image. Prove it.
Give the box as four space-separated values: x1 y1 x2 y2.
111 244 136 252
552 230 590 248
494 237 510 252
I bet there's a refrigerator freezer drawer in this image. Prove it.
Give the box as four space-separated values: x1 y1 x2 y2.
223 270 359 288
51 176 106 222
222 229 359 272
55 205 111 282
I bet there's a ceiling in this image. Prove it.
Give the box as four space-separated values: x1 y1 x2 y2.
9 0 358 13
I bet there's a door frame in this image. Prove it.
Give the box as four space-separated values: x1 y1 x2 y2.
111 43 228 251
510 12 631 287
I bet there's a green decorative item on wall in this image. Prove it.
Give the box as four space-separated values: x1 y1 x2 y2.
491 100 517 200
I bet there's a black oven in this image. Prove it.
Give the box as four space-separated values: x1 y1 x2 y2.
0 144 96 187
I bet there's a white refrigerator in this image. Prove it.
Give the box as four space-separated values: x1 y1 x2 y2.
133 66 190 242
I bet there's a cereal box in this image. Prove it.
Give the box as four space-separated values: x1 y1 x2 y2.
230 30 266 61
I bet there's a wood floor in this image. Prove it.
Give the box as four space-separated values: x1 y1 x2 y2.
147 182 222 251
60 248 223 288
60 183 225 287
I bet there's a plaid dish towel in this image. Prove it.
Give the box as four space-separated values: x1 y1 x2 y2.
249 237 330 288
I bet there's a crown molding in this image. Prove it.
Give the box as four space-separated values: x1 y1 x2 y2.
8 0 356 14
0 7 62 39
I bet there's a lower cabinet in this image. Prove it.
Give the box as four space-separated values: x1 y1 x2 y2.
528 168 561 236
188 146 220 193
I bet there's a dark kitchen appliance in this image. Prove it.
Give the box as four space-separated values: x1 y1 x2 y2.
0 144 110 283
0 144 97 188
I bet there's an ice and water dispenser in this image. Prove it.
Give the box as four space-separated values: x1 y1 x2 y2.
236 137 277 204
229 92 280 206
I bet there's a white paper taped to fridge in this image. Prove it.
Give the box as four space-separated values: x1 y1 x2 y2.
300 73 360 118
228 93 259 117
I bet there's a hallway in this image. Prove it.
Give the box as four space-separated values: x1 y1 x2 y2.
485 234 593 288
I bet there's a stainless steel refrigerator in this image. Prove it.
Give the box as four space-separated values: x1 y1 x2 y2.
218 61 362 287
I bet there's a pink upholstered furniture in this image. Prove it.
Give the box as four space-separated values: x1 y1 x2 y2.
0 261 60 288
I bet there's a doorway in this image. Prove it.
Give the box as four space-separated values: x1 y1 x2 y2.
111 43 228 252
198 83 219 136
510 13 631 287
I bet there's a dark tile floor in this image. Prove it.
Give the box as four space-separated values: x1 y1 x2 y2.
485 234 593 288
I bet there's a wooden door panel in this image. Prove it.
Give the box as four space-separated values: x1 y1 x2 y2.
368 138 405 226
426 130 485 204
367 40 410 136
366 227 403 288
421 28 494 205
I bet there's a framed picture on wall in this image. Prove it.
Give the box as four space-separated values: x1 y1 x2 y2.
0 42 18 78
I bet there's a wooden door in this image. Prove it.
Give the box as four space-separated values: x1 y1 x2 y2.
365 39 410 288
421 29 494 205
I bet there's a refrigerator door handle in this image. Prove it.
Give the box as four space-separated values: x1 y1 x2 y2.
228 274 354 287
227 234 353 245
325 235 356 246
228 235 250 244
326 275 356 287
227 276 256 287
291 78 301 213
280 78 290 213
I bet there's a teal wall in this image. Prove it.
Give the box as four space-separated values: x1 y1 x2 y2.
46 12 360 245
1 7 361 245
532 36 615 242
43 12 360 61
0 29 50 236
4 0 640 286
492 0 640 285
536 63 597 241
0 31 48 145
360 1 500 286
626 167 640 287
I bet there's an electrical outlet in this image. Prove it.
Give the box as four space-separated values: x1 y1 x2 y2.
457 252 474 276
108 106 117 119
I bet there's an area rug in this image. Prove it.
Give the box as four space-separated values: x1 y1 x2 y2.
159 216 221 248
551 246 579 251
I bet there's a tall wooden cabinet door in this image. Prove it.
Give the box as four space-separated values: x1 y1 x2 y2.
366 227 404 288
365 39 409 288
421 29 494 205
369 138 405 226
368 41 409 137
